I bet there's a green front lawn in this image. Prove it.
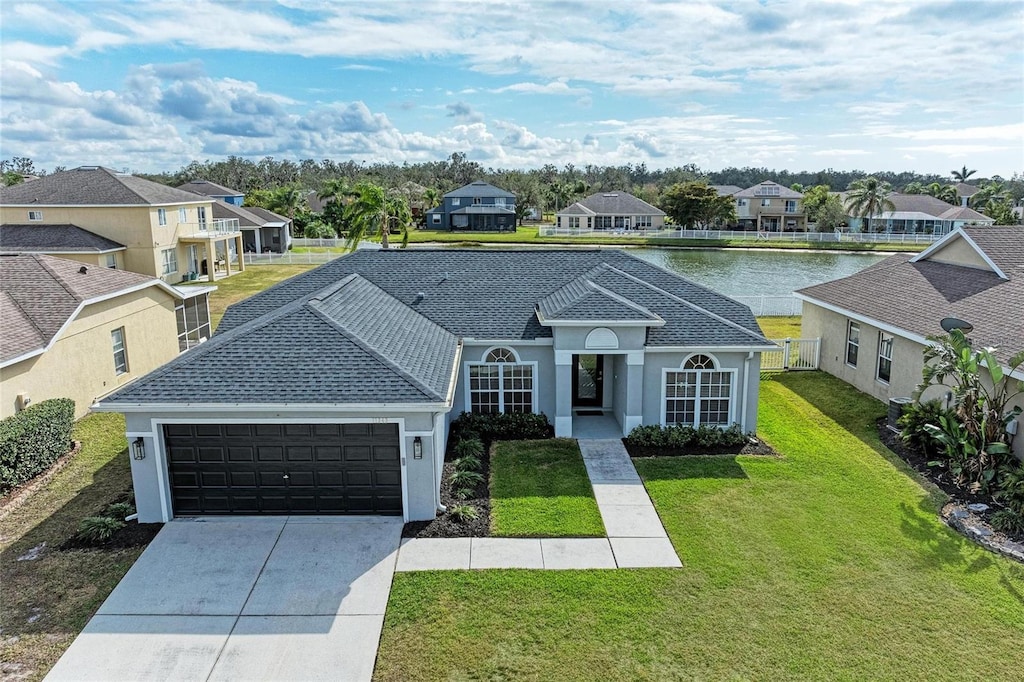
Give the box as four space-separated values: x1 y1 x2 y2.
181 263 317 329
489 439 605 537
0 414 143 682
376 373 1024 680
756 315 802 339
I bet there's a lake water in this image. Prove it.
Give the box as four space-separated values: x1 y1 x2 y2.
630 248 886 297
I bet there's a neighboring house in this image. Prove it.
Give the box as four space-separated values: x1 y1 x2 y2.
846 193 993 234
555 191 666 231
305 190 328 214
954 182 981 207
795 226 1024 460
0 254 215 419
710 185 743 198
95 249 774 523
210 201 291 254
425 181 516 231
0 224 127 270
731 181 807 231
176 180 245 206
0 166 245 284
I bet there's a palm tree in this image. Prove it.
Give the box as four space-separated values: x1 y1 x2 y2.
951 165 977 183
902 181 925 194
971 181 1008 212
343 182 411 249
924 182 959 205
845 177 895 233
421 187 441 210
318 178 353 206
271 185 305 236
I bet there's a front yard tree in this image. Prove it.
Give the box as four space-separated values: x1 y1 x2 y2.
343 182 411 249
660 182 735 229
844 177 895 232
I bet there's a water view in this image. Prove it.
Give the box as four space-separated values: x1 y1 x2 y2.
630 248 887 298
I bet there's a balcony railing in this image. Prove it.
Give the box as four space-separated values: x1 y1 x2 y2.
178 218 241 238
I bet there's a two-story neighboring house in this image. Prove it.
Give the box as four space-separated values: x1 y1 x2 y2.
425 181 516 231
0 167 245 284
731 181 807 231
556 191 666 231
178 179 292 253
176 180 245 206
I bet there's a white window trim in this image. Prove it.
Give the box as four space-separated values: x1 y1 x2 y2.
157 208 167 226
876 332 893 384
463 346 538 414
660 353 737 427
28 210 42 221
451 198 461 206
178 207 188 224
111 327 128 375
161 248 178 275
846 320 860 368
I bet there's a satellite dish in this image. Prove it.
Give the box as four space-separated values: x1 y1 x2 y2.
940 317 974 334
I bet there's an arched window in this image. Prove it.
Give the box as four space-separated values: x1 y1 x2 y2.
468 347 534 414
585 327 619 350
664 353 734 427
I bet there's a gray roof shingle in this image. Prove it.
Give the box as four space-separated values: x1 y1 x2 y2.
561 191 665 216
176 180 243 196
0 167 210 206
0 224 126 253
444 181 515 199
538 266 664 323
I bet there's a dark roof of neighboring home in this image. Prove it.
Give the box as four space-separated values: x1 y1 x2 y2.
561 191 666 217
443 181 515 199
710 185 743 197
0 167 212 206
954 182 981 197
218 249 769 347
796 226 1023 366
0 224 126 253
885 193 957 215
733 181 803 199
176 180 243 196
938 205 991 222
245 207 288 224
0 254 162 365
211 201 265 227
102 274 460 406
306 190 328 213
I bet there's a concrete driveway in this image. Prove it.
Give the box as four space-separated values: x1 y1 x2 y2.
46 516 403 682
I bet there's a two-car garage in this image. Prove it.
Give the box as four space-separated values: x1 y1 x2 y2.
163 422 403 516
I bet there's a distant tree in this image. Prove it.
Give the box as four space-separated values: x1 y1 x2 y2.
319 178 354 207
952 165 977 182
243 188 275 210
343 182 411 249
924 182 959 205
2 171 24 187
845 177 895 232
421 187 441 210
660 182 736 229
971 182 1009 211
0 157 37 175
790 183 804 192
902 181 925 194
801 185 832 223
815 195 847 232
983 199 1019 225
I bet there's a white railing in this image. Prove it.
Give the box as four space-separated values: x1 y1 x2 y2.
179 218 241 238
292 237 347 248
244 251 344 265
734 295 802 317
537 226 942 244
762 338 821 371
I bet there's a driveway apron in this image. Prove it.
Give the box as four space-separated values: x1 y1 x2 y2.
45 516 403 682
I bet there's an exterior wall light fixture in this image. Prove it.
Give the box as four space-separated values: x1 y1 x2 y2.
132 437 146 460
413 436 423 459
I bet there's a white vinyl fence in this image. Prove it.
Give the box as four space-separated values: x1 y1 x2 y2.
538 226 942 245
244 251 342 265
734 295 802 317
762 338 821 371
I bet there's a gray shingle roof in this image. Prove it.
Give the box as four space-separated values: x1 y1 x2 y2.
797 226 1024 366
211 201 264 227
955 182 981 197
0 254 160 364
884 193 956 216
0 224 126 253
244 207 288 224
733 181 803 199
218 249 768 347
538 266 664 323
102 274 460 405
710 185 743 197
176 180 243 197
444 181 515 199
938 205 991 222
0 167 210 206
561 192 665 216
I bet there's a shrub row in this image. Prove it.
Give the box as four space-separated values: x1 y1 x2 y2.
625 423 748 450
0 398 75 493
450 411 553 445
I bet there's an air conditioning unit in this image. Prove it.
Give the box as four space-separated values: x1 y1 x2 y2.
888 397 913 432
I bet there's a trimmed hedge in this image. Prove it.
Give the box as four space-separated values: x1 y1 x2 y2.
0 398 75 493
450 411 553 445
625 423 748 450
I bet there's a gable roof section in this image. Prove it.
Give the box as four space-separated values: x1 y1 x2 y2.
0 254 170 366
910 226 1008 278
938 205 991 222
954 182 981 197
101 274 461 407
444 181 515 199
0 224 126 253
244 207 288 224
559 203 597 216
563 191 666 216
885 193 957 216
537 266 665 324
0 167 210 206
211 200 266 227
733 181 803 199
176 180 243 197
710 185 743 197
797 226 1023 367
217 249 769 348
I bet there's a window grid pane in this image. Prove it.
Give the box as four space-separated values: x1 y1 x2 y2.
111 328 128 374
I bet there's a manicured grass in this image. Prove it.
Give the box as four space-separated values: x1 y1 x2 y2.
181 264 317 329
489 439 605 537
376 372 1024 681
756 315 803 339
0 414 145 682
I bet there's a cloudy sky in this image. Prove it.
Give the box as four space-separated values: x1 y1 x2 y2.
2 0 1022 176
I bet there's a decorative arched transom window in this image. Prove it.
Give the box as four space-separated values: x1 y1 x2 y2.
664 353 734 427
468 347 534 414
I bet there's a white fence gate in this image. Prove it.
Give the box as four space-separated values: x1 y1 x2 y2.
762 338 820 371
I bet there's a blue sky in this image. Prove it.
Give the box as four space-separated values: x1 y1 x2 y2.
1 0 1022 176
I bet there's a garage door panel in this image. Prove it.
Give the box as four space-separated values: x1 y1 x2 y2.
164 423 402 516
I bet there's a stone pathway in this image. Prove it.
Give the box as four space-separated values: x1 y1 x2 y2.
396 439 681 571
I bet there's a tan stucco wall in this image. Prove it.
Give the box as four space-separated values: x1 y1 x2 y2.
802 301 1024 460
0 202 212 281
0 286 180 419
924 237 991 270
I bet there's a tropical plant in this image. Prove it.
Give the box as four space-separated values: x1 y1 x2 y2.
924 182 959 205
342 181 412 249
844 177 895 232
898 399 950 457
76 516 125 544
449 504 480 522
318 178 353 207
982 199 1019 225
924 414 1009 491
453 454 482 473
104 501 135 519
969 181 1007 211
902 181 926 194
421 187 441 211
991 463 1024 534
951 165 977 182
453 437 484 460
449 469 484 489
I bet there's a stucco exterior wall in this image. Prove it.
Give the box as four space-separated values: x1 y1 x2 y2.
0 286 180 419
450 343 556 420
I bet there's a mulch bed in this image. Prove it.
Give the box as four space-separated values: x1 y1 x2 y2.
59 491 165 551
402 443 492 539
623 437 778 459
878 418 1023 545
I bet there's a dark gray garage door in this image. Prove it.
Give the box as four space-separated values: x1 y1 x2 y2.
164 423 402 515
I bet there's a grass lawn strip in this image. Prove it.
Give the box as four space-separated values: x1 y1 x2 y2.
489 439 605 538
180 263 317 329
375 372 1024 681
756 315 802 339
0 414 147 682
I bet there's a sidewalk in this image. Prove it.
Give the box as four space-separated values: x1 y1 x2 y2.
395 438 681 571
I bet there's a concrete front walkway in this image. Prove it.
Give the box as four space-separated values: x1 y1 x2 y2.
396 438 681 571
46 516 403 682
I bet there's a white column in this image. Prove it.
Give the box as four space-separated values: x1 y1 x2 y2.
622 351 645 435
554 350 573 437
